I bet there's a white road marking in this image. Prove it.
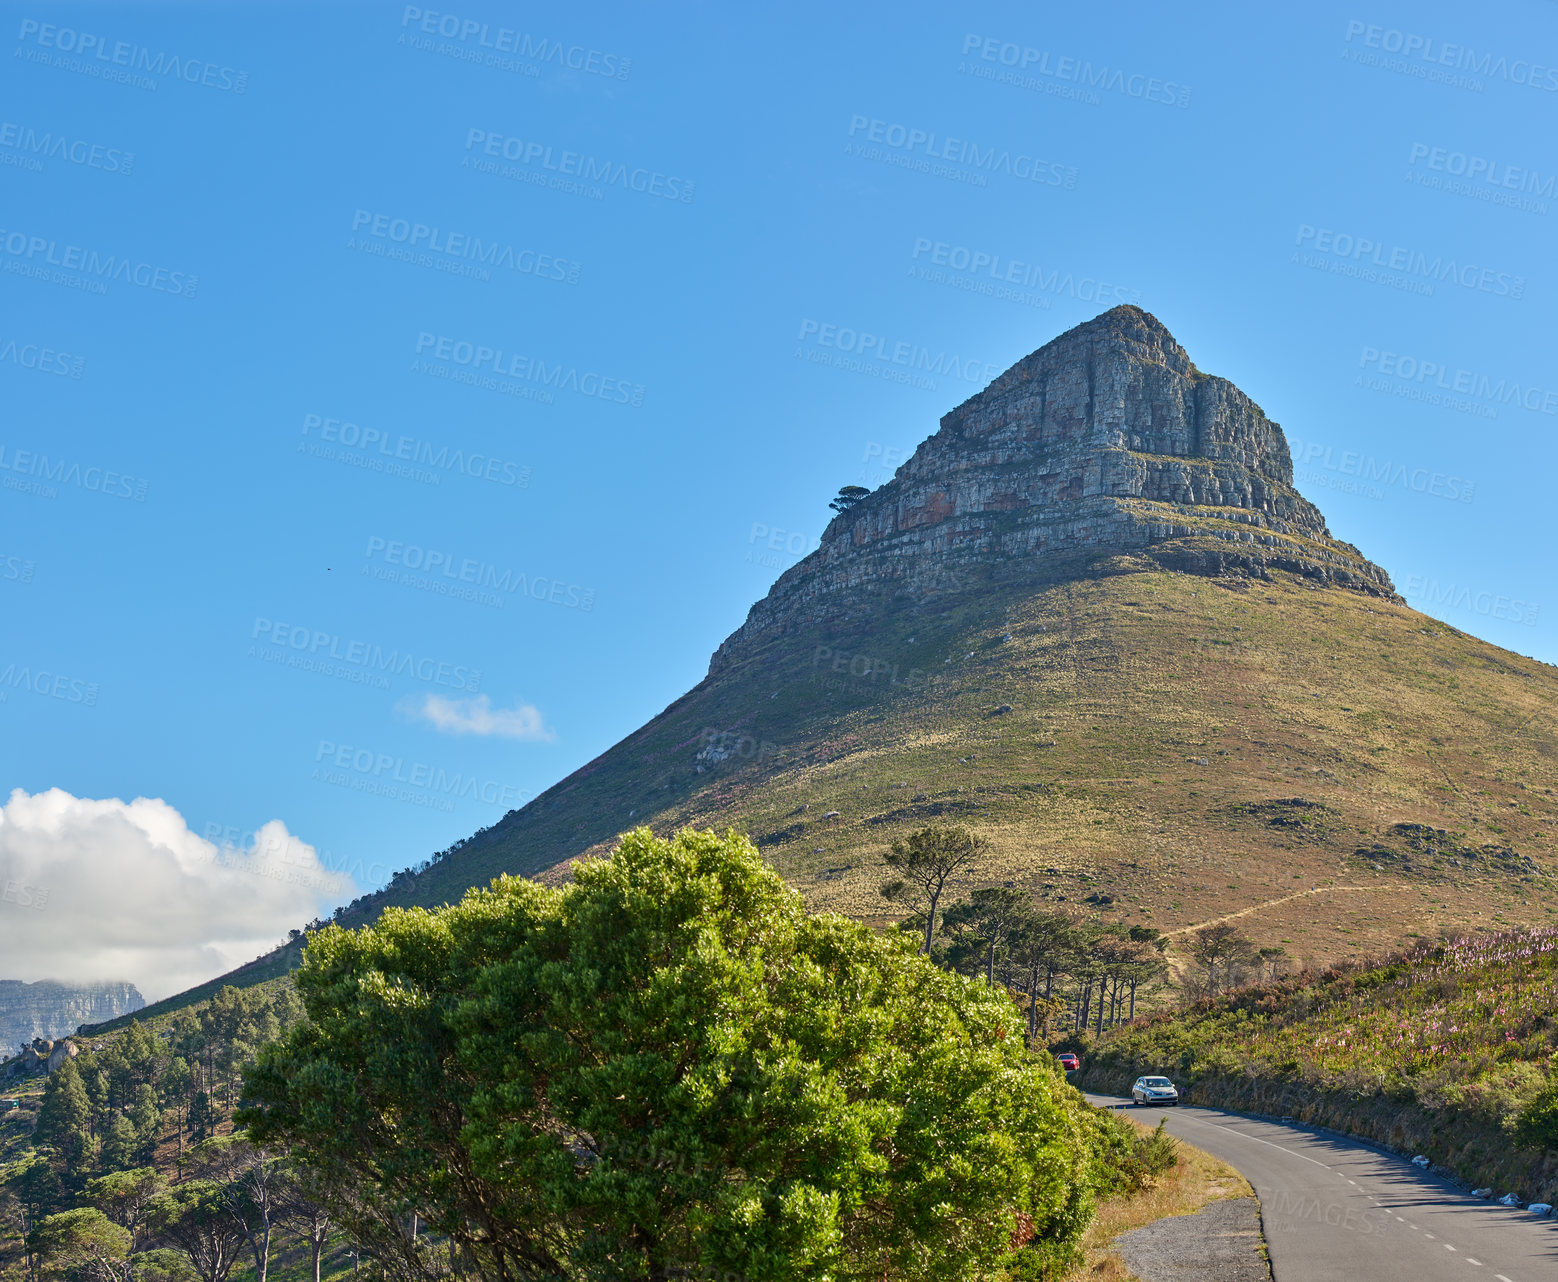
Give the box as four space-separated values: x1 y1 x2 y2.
1495 1275 1515 1282
1165 1109 1333 1170
1466 1260 1482 1267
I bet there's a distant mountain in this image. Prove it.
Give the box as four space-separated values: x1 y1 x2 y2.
0 979 145 1051
155 305 1558 1012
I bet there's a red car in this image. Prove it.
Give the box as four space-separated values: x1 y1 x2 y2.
1057 1053 1080 1073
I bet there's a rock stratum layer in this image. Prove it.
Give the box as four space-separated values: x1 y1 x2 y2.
712 306 1393 674
0 980 144 1054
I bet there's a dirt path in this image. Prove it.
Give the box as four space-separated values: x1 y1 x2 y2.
1166 885 1378 937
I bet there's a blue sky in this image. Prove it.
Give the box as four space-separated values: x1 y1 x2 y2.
2 2 1555 993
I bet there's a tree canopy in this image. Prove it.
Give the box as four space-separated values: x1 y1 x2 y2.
241 828 1100 1281
828 485 870 514
879 824 984 953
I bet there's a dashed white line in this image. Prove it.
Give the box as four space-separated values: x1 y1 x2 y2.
1495 1275 1515 1282
1466 1259 1482 1267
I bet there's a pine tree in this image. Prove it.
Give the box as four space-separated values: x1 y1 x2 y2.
34 1060 93 1169
130 1083 162 1166
100 1115 138 1173
188 1091 218 1143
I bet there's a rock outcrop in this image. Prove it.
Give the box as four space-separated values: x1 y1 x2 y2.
712 306 1394 674
0 980 144 1057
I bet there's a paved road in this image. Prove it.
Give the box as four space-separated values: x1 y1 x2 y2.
1086 1094 1558 1282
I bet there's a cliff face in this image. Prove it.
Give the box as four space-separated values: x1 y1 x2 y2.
712 306 1394 674
0 980 145 1053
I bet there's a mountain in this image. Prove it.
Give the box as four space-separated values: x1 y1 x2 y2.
0 979 144 1052
300 307 1558 973
712 304 1393 674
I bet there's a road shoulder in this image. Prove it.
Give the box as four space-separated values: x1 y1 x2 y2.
1114 1196 1269 1282
1071 1115 1269 1281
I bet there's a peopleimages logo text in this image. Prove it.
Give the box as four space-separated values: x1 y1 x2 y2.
910 239 1139 305
1402 575 1539 627
1408 144 1556 197
313 740 529 809
349 211 581 284
301 414 531 484
959 33 1191 107
0 122 133 173
15 18 249 92
1289 437 1474 504
464 130 694 202
846 116 1077 187
0 445 148 501
1357 348 1558 416
413 333 645 405
250 619 482 692
0 338 83 378
1293 225 1524 297
364 537 596 611
0 226 198 297
797 320 1001 387
398 7 630 79
1343 20 1558 91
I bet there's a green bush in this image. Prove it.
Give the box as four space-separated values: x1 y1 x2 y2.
1084 1111 1179 1197
244 827 1105 1282
1510 1076 1558 1152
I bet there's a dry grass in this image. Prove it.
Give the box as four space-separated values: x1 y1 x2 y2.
1068 1117 1252 1282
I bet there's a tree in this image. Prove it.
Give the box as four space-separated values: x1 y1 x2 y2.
942 886 1033 987
85 1168 164 1251
159 1058 194 1163
187 1092 219 1144
828 484 870 514
1187 924 1259 998
28 1208 133 1282
241 828 1099 1281
129 1084 163 1167
190 1137 290 1282
35 1060 94 1171
130 1251 197 1282
1086 934 1165 1033
6 1158 64 1282
1009 913 1085 1040
1257 945 1289 982
100 1115 140 1174
282 1166 339 1282
146 1182 248 1282
879 824 984 953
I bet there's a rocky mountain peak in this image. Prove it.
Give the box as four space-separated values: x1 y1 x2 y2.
713 305 1395 674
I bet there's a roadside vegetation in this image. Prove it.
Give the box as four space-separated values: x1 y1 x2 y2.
1069 1116 1249 1282
1078 925 1558 1205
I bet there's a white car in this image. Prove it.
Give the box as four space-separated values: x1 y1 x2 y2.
1132 1075 1180 1106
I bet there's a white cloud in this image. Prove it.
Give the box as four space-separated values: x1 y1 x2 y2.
0 788 355 1002
398 692 554 741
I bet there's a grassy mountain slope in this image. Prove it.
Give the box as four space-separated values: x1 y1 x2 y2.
344 559 1558 969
